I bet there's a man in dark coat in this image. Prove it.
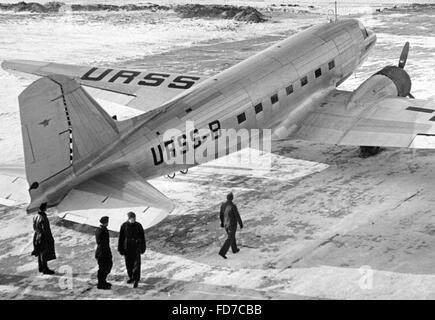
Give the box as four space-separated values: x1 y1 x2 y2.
219 192 243 259
31 203 56 274
95 216 112 290
118 212 146 288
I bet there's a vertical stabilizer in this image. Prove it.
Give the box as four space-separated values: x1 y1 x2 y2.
18 75 119 211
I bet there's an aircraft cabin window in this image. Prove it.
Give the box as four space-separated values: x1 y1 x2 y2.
300 76 308 87
254 103 263 114
185 107 192 113
237 112 246 124
328 60 335 70
315 68 322 78
271 94 279 104
286 84 293 95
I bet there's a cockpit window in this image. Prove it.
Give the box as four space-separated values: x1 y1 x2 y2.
362 27 369 39
359 22 369 39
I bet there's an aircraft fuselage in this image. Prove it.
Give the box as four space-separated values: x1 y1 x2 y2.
90 19 376 181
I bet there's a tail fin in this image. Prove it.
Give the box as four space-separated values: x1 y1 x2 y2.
19 74 119 211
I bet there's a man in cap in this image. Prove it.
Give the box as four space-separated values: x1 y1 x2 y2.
218 192 243 259
95 216 112 290
31 203 56 274
118 212 146 288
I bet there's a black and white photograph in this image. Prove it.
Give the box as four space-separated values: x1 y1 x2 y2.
1 0 435 303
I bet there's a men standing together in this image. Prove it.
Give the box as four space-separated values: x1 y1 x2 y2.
219 192 244 259
118 212 146 288
93 212 146 290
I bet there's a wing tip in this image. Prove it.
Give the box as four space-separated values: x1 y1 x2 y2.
2 59 48 74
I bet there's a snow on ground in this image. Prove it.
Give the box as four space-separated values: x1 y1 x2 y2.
2 3 435 299
3 141 435 299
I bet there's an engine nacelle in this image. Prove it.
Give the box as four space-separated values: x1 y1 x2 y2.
348 66 411 108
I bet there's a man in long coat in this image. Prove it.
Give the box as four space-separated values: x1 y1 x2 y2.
118 212 146 288
32 203 56 274
95 216 112 290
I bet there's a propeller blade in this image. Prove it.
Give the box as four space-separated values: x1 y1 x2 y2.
398 42 410 69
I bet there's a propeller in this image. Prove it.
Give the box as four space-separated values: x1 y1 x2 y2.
397 42 414 98
398 41 409 69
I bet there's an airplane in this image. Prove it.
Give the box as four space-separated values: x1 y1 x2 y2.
2 18 435 231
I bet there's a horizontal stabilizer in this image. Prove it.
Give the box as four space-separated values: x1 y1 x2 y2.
0 167 30 205
56 167 175 230
0 165 26 178
3 59 206 112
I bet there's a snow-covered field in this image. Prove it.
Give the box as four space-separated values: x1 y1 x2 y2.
2 1 435 299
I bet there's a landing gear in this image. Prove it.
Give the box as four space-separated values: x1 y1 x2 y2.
359 146 381 158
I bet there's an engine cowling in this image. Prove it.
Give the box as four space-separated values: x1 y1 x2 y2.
350 42 412 157
348 66 411 108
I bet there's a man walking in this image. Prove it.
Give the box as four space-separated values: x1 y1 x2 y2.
219 192 243 259
95 216 112 290
118 212 146 288
31 203 56 274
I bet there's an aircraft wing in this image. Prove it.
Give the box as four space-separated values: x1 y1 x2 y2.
281 90 435 149
56 167 175 231
2 59 206 113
